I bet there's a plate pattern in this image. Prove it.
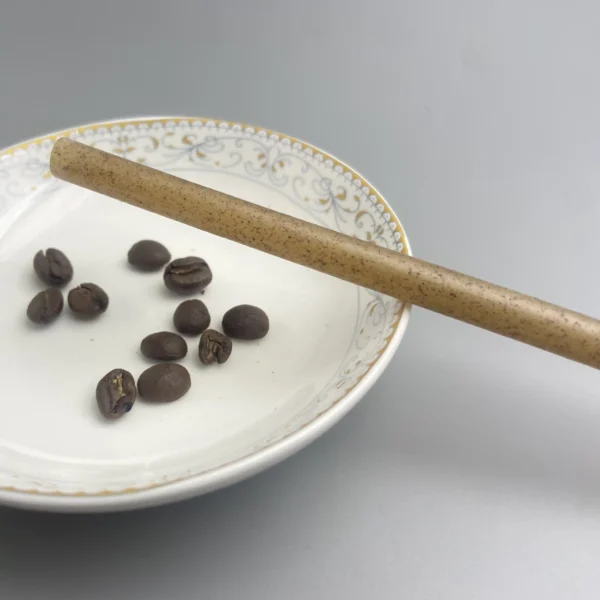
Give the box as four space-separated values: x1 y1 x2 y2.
0 118 408 495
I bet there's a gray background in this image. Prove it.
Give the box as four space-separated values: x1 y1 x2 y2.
2 0 600 598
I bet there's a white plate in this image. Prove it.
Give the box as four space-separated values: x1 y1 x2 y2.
0 117 411 512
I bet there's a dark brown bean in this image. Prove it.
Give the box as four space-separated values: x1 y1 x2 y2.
140 332 188 361
137 363 191 403
127 240 171 271
173 299 211 335
222 305 269 340
68 283 109 316
26 288 64 324
163 257 212 294
199 329 233 365
96 369 137 420
33 248 73 286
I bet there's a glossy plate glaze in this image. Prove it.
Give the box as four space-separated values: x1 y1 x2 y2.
0 118 411 512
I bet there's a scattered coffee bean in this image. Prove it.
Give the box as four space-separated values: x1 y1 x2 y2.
68 283 109 316
96 369 137 420
222 305 269 340
137 363 191 403
33 248 73 286
127 240 171 272
141 331 188 361
163 257 212 294
26 288 64 325
199 329 232 365
173 299 211 335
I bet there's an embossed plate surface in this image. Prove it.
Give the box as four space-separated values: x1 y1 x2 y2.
0 118 410 511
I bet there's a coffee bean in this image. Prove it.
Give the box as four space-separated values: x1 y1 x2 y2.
68 283 109 316
141 331 188 361
26 288 64 324
127 240 171 272
163 257 212 294
96 369 137 420
137 363 191 403
33 248 73 286
173 299 210 335
222 305 269 340
199 329 232 365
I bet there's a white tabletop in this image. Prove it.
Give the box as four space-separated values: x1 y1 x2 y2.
2 1 600 598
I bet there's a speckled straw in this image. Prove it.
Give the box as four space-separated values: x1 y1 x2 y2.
50 137 600 369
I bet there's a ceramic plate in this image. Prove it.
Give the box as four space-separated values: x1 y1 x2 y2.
0 117 410 512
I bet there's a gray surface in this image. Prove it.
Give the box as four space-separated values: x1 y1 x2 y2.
2 0 600 597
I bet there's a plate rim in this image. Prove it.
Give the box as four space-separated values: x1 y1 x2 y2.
0 116 412 511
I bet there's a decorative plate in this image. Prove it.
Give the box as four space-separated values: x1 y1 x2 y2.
0 117 411 512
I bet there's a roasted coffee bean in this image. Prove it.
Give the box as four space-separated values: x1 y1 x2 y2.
141 331 188 361
96 369 137 420
199 329 232 365
33 248 73 286
173 299 211 335
68 283 109 316
137 363 191 403
163 257 212 294
127 240 171 271
26 288 64 324
222 305 269 340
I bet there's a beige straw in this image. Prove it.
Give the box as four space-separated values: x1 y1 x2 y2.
50 137 600 370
